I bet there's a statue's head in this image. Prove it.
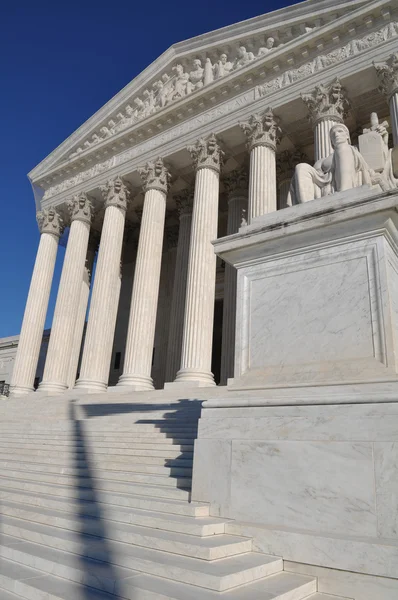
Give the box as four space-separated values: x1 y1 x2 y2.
266 37 275 49
238 46 246 58
220 53 227 64
330 123 351 148
125 105 134 116
193 59 202 69
370 112 379 128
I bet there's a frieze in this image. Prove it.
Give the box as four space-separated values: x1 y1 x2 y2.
42 19 398 202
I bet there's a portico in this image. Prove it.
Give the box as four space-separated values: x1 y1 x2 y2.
10 0 398 396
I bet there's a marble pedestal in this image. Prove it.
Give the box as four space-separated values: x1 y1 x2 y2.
214 186 398 389
190 187 398 599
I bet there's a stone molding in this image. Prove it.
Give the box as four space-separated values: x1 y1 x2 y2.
276 149 308 181
374 52 398 99
138 157 171 194
175 189 194 218
67 192 93 224
39 18 398 202
301 78 350 126
36 207 64 237
224 167 249 198
188 134 224 173
100 176 131 212
240 109 282 151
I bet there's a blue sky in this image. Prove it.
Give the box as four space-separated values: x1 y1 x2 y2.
0 0 297 338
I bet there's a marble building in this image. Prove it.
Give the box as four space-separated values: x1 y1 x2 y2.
3 1 398 599
10 0 398 398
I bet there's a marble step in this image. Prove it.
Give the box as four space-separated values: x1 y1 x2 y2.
0 486 209 516
0 456 192 476
0 473 191 499
1 514 251 560
0 533 283 591
0 463 192 487
0 423 199 433
0 499 227 536
0 436 196 447
0 443 193 458
0 450 193 466
0 556 319 600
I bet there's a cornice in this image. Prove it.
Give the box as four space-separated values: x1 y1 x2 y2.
29 0 383 184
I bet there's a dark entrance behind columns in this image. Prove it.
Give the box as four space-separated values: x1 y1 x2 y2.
212 299 223 386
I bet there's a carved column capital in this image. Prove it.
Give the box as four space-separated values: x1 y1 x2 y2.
374 53 398 99
188 134 224 173
223 167 249 200
301 78 350 126
36 207 64 237
138 157 171 194
67 192 93 224
100 176 131 211
175 188 194 218
240 108 282 151
276 149 308 181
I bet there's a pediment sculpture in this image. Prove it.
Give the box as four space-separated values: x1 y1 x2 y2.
288 115 398 205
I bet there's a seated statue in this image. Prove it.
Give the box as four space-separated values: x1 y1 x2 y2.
288 122 395 205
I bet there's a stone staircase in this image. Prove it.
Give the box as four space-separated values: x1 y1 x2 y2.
0 393 350 599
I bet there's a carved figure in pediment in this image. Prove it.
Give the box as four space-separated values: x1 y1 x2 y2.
288 123 395 206
91 134 101 144
233 46 255 70
153 80 167 108
214 53 233 79
258 37 276 57
172 64 189 100
204 58 214 85
188 59 204 92
100 126 112 139
143 89 156 116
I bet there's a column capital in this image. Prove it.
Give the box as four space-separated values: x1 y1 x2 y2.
374 53 398 99
67 192 93 225
174 188 194 218
188 134 224 173
100 176 131 211
138 157 171 194
301 78 350 127
36 207 64 238
223 167 249 200
276 149 308 182
240 109 282 151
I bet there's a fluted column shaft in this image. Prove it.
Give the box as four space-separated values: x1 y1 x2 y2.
314 118 340 162
278 179 291 209
248 144 277 221
118 188 167 390
10 209 63 397
220 192 247 385
390 93 398 146
67 241 96 389
165 205 193 382
40 196 92 394
76 177 129 392
176 167 220 386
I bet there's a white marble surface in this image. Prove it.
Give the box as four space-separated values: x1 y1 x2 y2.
191 439 232 516
374 442 398 539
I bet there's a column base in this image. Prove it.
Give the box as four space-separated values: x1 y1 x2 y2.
117 374 154 391
9 385 35 398
37 381 68 395
173 368 216 388
74 378 107 393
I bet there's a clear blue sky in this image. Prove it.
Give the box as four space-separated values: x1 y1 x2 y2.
0 0 297 338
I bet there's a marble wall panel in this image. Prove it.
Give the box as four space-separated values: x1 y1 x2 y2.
191 439 232 516
229 440 377 536
374 442 398 539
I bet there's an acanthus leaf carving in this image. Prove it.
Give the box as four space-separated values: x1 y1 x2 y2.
67 192 93 224
188 134 224 172
138 157 171 194
276 149 308 181
240 108 282 151
223 167 249 196
100 176 131 212
374 53 398 98
301 78 350 125
175 188 194 217
37 207 64 237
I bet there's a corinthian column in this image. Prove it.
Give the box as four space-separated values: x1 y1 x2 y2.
374 53 398 146
175 134 224 386
301 78 350 161
10 208 64 397
240 108 282 223
76 177 130 392
118 158 171 390
67 234 98 389
165 190 193 382
39 193 93 394
220 168 248 386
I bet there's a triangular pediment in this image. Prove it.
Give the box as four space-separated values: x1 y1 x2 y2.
30 0 390 186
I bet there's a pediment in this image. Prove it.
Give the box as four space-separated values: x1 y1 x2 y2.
30 0 390 187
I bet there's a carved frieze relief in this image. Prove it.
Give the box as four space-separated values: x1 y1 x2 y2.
41 19 398 202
